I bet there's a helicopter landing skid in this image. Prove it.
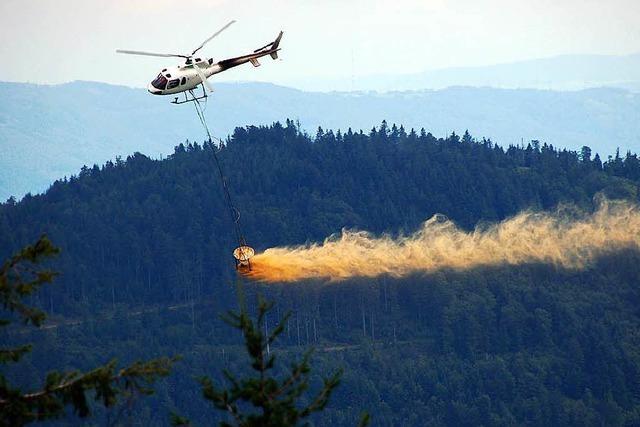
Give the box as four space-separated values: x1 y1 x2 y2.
171 85 208 105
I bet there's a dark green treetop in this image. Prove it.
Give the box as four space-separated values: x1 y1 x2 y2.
176 295 368 427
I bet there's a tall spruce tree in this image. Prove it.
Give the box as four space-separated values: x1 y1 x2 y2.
174 294 368 426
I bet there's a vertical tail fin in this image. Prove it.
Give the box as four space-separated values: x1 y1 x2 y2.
270 31 283 59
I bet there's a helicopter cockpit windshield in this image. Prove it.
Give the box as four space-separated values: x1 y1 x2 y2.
151 74 168 90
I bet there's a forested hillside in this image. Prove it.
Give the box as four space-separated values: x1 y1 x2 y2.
3 121 640 425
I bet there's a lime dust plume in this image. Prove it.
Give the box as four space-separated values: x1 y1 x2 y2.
248 199 640 283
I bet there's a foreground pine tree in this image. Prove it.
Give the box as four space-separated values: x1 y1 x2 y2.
0 236 176 425
175 295 368 426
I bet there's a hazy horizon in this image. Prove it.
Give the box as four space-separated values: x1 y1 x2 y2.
2 51 639 94
1 0 638 90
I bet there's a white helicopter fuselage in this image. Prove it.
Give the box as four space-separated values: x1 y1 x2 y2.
117 21 282 102
144 30 282 99
147 60 220 95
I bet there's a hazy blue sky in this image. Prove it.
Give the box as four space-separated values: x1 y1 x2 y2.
1 0 638 89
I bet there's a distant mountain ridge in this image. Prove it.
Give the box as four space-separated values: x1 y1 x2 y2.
1 80 639 200
293 53 640 92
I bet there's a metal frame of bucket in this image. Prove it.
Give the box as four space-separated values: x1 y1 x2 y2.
233 245 255 271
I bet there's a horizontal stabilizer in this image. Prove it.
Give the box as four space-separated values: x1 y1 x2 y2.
254 43 272 53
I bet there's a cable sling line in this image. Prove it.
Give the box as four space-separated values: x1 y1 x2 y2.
192 94 253 269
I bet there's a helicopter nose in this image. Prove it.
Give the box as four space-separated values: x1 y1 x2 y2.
147 83 161 95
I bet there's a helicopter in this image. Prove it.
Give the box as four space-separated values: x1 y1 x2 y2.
116 20 283 104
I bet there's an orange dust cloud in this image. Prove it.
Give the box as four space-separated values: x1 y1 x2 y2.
248 199 640 283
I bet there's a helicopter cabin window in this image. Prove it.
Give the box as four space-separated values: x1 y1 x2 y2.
166 78 180 89
151 74 168 90
181 77 186 85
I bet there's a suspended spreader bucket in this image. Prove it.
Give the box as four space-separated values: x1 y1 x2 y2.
233 245 255 272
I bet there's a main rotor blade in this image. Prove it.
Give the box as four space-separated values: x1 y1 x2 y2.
116 49 188 58
191 20 236 56
193 63 214 93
